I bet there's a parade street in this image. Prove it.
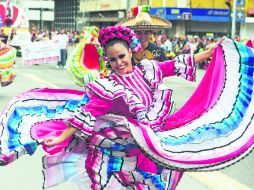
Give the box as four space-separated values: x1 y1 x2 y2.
0 57 254 190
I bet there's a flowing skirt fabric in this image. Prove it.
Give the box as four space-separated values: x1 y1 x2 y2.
1 39 254 189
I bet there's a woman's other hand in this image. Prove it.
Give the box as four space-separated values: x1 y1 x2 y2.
43 125 77 147
44 137 62 147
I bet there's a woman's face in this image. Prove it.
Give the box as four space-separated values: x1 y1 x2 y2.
106 43 133 75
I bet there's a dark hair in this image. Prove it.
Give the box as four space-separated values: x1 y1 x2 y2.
104 38 129 52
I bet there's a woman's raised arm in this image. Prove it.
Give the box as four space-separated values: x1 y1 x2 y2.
194 38 225 64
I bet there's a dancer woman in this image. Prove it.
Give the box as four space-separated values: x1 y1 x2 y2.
1 26 254 190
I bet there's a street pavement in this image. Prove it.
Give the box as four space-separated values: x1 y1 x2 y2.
0 56 253 190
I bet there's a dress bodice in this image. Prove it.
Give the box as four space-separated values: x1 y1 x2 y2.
110 66 153 109
66 55 196 132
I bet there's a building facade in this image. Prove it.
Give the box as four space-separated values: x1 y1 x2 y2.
10 0 249 38
77 0 148 29
77 0 250 38
54 0 80 31
12 0 54 30
241 0 254 38
149 0 245 38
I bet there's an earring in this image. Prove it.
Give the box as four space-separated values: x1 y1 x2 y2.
106 62 112 70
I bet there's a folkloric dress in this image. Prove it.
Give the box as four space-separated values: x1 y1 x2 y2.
1 38 254 189
0 45 16 86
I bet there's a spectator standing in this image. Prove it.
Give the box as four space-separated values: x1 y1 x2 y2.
42 30 50 41
117 12 170 63
7 28 18 56
161 35 174 60
175 34 188 55
31 29 38 42
54 29 69 69
188 35 204 54
0 29 8 44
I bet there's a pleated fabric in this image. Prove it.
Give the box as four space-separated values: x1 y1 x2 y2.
0 47 16 86
1 38 254 189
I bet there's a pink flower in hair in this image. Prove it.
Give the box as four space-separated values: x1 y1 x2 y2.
98 26 141 52
122 36 130 43
116 31 123 38
109 32 116 39
104 35 111 44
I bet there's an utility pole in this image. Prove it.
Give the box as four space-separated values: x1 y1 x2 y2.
74 0 77 31
231 0 237 39
126 0 130 18
162 0 167 9
225 0 232 37
40 0 43 30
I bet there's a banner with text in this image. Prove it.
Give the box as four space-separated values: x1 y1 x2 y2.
21 40 60 65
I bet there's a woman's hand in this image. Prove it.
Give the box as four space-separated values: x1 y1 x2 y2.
44 137 62 147
194 37 226 64
206 37 226 57
206 43 216 57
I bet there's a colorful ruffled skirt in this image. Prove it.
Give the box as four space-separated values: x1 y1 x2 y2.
0 47 16 86
1 39 254 189
66 31 107 87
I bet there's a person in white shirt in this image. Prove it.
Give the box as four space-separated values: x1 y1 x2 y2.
54 29 69 69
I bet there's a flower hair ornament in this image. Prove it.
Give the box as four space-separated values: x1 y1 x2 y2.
98 25 142 53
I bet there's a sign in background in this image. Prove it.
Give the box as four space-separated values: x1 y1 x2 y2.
150 7 242 22
80 0 127 12
151 8 231 22
235 0 245 22
21 40 60 65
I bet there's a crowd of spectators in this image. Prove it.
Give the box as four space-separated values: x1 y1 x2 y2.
1 26 253 70
28 27 83 46
151 33 220 69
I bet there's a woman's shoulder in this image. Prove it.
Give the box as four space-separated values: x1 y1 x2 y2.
139 59 159 68
87 78 115 87
136 59 163 86
85 78 123 99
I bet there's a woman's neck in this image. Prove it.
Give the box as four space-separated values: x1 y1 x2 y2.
114 65 134 76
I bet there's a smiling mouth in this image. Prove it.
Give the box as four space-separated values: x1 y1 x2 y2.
117 65 125 70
